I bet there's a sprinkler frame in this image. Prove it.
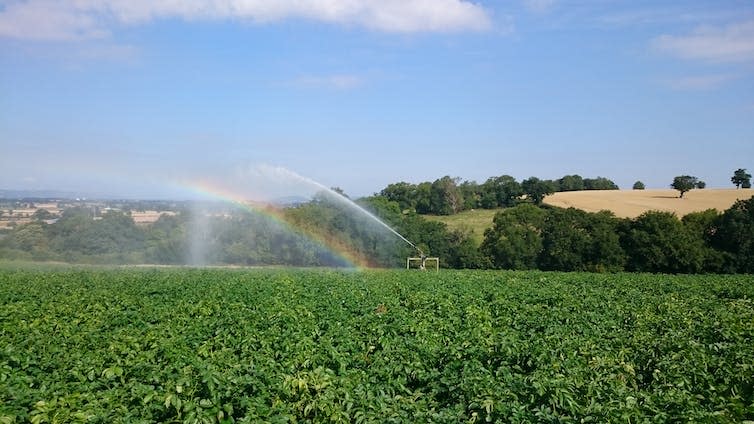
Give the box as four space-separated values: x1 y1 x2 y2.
406 254 439 271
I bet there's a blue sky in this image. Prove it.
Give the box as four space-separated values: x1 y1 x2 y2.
1 0 753 199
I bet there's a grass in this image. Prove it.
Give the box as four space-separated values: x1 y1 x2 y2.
424 208 501 245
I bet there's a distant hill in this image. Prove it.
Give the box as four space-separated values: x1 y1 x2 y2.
544 188 754 219
426 188 754 246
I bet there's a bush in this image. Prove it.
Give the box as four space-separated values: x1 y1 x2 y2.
622 211 705 273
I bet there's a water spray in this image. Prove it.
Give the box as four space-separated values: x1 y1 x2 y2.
219 164 436 269
261 165 438 269
258 165 424 251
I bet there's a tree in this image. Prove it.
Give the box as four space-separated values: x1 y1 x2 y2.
480 204 546 269
81 210 145 256
439 227 487 269
671 175 701 198
379 182 416 211
584 177 619 190
621 211 705 273
480 175 522 208
538 208 625 272
413 182 433 214
330 187 349 198
712 197 754 273
2 221 51 258
731 168 752 189
47 207 94 254
557 174 585 192
632 181 645 190
459 180 481 210
32 208 54 221
682 209 730 273
430 176 463 215
521 177 556 205
145 213 188 264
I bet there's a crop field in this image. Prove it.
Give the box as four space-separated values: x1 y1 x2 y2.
544 189 754 219
1 268 753 423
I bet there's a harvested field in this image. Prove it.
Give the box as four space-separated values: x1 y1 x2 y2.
544 188 754 219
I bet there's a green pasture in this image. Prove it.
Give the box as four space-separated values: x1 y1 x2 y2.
425 208 500 246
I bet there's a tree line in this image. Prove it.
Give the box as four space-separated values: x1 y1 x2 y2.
380 168 753 217
379 174 618 215
0 196 480 269
480 200 753 274
1 168 751 273
1 193 751 274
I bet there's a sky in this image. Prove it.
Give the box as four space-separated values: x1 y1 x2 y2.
1 0 753 199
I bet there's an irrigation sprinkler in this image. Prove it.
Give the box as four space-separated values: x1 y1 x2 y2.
406 251 439 271
261 168 439 270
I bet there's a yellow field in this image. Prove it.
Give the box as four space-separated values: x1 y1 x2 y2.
544 188 754 219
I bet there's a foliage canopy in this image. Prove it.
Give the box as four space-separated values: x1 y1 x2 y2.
1 268 753 422
671 175 703 198
732 168 752 189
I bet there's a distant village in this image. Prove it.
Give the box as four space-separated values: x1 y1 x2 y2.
0 198 180 231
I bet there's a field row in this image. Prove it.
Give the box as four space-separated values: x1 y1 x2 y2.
1 268 753 423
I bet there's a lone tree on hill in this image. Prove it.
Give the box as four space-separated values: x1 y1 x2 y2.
633 181 645 190
521 177 556 205
731 168 751 189
671 175 703 198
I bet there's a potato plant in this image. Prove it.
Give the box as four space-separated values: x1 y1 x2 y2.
1 268 753 423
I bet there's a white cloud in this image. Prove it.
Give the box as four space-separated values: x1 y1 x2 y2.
663 73 737 91
0 0 108 40
653 19 754 63
0 0 492 41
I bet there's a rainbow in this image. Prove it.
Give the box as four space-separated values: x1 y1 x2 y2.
175 180 373 269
